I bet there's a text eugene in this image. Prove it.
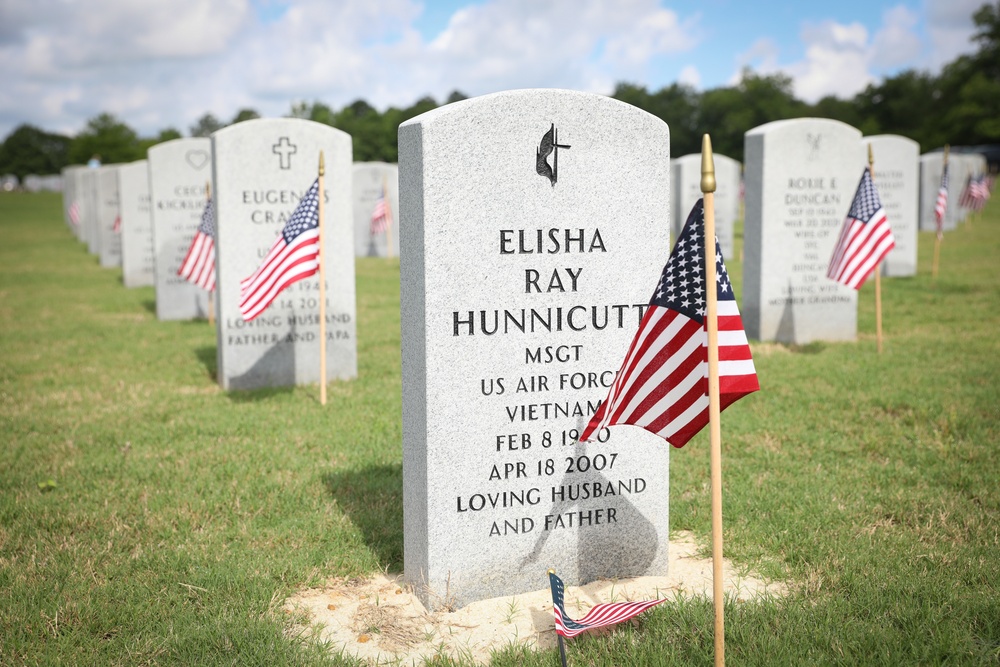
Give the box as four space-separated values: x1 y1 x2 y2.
242 188 331 224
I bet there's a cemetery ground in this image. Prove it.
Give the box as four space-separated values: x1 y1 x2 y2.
1 192 998 666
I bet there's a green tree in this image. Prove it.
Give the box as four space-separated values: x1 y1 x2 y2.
68 113 142 164
231 108 261 125
0 125 72 178
189 113 224 137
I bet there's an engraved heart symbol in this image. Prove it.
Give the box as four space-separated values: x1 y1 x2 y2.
185 150 210 170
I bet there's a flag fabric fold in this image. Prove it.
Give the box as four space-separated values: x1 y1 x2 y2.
580 199 759 448
934 163 949 237
549 571 665 638
178 198 216 292
827 167 895 290
238 179 320 322
370 187 391 236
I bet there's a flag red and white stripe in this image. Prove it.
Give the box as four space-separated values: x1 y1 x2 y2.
827 167 895 290
112 214 121 234
238 179 320 321
370 188 390 236
580 199 758 448
68 201 80 226
549 571 665 638
177 198 216 291
934 163 948 236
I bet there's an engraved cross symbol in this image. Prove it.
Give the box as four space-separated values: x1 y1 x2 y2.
536 123 571 186
272 137 298 170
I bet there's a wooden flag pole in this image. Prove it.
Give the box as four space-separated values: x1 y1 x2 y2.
205 180 215 330
701 134 726 667
933 145 948 280
869 146 883 354
318 152 327 406
548 569 569 667
382 174 394 258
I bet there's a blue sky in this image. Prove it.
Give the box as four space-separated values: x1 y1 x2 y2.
0 0 985 139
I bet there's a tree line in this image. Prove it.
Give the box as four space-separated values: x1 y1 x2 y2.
1 2 997 181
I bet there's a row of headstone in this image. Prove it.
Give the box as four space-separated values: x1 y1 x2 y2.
671 152 740 260
21 174 64 192
918 151 988 232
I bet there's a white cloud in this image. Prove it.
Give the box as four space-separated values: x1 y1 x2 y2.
678 65 701 89
924 0 981 68
786 20 873 102
870 5 923 68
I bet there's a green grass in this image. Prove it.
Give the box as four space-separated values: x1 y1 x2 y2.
1 192 998 666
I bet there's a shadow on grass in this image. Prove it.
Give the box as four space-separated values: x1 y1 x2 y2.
140 299 155 314
323 464 404 571
195 345 217 381
785 341 826 354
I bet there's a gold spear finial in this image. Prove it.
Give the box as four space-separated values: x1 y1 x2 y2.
205 180 211 199
868 143 874 171
547 568 556 575
701 134 716 194
319 151 325 177
943 144 950 166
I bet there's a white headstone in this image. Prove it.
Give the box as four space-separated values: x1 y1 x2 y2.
119 160 154 288
862 135 919 277
399 89 672 609
96 165 122 268
212 118 357 391
148 138 213 320
743 118 864 344
671 153 740 260
62 166 85 237
352 162 399 257
918 152 951 232
82 168 101 255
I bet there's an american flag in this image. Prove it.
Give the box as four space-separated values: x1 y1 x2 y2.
934 163 949 237
968 174 990 210
827 167 895 290
549 571 665 638
958 175 977 209
177 198 216 291
580 199 759 448
370 187 391 236
239 179 320 322
112 214 121 234
68 201 80 226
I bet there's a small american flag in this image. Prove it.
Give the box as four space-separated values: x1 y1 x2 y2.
177 198 216 291
68 201 80 226
370 187 391 236
827 167 895 290
239 179 320 322
112 214 122 234
580 199 759 448
958 175 977 209
549 571 664 638
968 174 990 210
934 163 949 236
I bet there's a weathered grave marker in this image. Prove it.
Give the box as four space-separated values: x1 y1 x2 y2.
743 118 863 344
399 89 672 609
212 118 357 391
671 152 740 259
352 162 399 257
119 160 155 288
148 138 213 320
97 165 122 268
863 135 919 277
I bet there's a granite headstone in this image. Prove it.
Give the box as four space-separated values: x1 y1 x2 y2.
863 135 919 277
212 118 357 391
399 89 672 609
148 138 213 320
743 118 863 344
96 165 122 268
81 168 101 255
119 160 155 288
671 152 740 260
352 162 399 257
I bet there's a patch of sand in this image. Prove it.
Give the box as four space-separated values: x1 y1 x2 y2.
285 531 786 665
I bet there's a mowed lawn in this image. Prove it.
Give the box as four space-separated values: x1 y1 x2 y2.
1 192 998 666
